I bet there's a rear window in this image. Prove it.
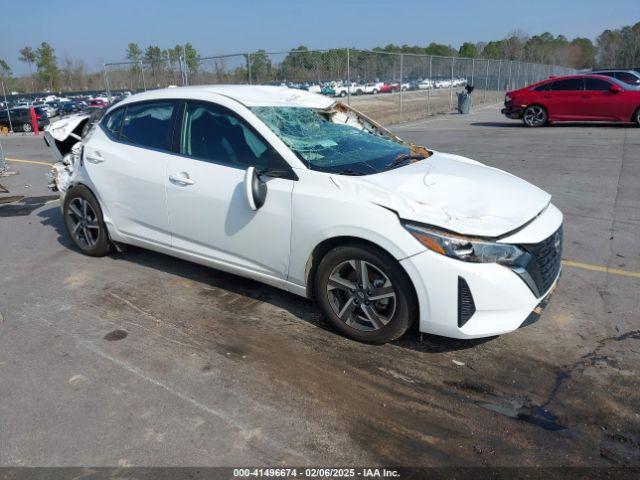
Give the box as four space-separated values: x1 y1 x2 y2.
102 108 125 139
120 102 175 151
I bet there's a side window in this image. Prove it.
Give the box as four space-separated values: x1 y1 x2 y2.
181 101 271 170
120 102 175 151
616 72 640 85
534 83 550 91
102 108 124 139
549 79 584 91
584 78 612 91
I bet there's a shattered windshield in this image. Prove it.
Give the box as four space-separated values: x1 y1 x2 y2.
251 106 415 175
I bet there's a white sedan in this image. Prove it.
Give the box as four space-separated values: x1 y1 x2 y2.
45 85 562 344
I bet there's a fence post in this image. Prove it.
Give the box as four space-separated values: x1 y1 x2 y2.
449 57 455 110
483 59 489 103
346 48 350 106
471 58 475 87
1 80 13 133
247 53 252 85
103 64 112 103
139 61 147 91
399 53 404 122
496 60 502 102
427 55 432 116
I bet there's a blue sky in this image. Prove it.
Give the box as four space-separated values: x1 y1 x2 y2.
1 0 637 74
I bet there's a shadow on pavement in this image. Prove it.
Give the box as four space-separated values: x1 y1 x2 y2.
38 203 490 353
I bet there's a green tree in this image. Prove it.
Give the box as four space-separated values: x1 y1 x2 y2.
144 45 164 83
570 37 596 68
36 42 58 91
424 43 456 56
19 46 36 91
248 50 272 83
458 42 478 58
0 59 11 84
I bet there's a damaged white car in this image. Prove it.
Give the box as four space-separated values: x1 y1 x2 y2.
45 86 563 344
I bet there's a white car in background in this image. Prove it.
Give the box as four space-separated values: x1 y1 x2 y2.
418 79 434 89
363 82 384 94
45 85 563 344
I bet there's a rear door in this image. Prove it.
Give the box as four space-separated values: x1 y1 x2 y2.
83 101 179 246
545 78 585 120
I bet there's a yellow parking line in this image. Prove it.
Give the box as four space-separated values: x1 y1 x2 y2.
5 157 52 166
562 260 640 279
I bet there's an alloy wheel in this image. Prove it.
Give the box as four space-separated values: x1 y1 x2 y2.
22 123 32 132
523 106 546 127
326 259 396 331
67 197 100 248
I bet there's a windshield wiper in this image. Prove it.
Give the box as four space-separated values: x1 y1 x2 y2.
335 169 368 176
385 153 426 170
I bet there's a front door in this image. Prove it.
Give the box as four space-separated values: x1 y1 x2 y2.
166 100 294 279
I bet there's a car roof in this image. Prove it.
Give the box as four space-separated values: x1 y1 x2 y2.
112 85 335 110
591 69 639 74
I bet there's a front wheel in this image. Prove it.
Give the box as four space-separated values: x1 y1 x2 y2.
314 245 417 344
522 105 547 127
339 91 347 97
63 185 113 256
22 122 33 132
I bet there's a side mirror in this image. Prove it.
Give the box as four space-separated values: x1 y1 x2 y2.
609 84 623 94
244 166 267 211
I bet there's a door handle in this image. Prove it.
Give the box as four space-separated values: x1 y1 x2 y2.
169 173 195 186
85 151 104 163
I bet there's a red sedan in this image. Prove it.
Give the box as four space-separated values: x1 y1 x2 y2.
379 82 400 94
502 74 640 127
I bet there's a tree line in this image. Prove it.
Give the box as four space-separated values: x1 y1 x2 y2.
1 21 638 94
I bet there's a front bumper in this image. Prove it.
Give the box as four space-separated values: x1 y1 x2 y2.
400 205 563 339
502 101 523 119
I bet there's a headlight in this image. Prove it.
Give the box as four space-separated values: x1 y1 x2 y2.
505 94 512 102
403 222 526 265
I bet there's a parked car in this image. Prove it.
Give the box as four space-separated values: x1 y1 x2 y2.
379 82 399 94
320 85 336 96
46 85 563 344
88 98 108 108
418 79 434 90
363 82 384 94
58 102 81 116
590 69 640 86
0 107 49 132
35 102 56 118
502 74 640 127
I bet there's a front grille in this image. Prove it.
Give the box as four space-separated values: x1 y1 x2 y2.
458 277 476 328
519 226 563 297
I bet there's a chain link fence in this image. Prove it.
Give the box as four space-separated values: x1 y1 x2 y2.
104 49 576 125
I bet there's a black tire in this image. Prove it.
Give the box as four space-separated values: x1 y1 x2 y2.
339 91 347 97
633 107 640 126
522 105 548 127
314 244 417 344
63 185 113 257
372 89 378 94
22 122 32 132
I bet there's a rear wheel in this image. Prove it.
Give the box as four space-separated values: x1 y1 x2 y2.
314 245 417 344
63 185 113 256
22 122 32 132
522 105 547 127
633 107 640 126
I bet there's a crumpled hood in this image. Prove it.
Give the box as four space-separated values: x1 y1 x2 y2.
331 151 551 238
